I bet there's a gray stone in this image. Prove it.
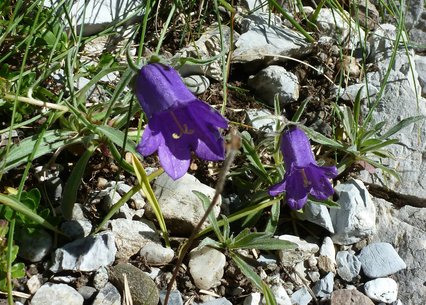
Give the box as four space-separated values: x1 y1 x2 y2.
176 25 237 81
201 298 233 305
243 292 261 305
159 290 183 305
270 284 291 305
149 173 220 236
290 287 312 305
92 282 121 305
245 108 277 132
335 83 379 102
298 202 334 233
31 283 83 305
372 197 426 304
364 278 398 303
232 12 309 63
312 272 334 299
318 237 336 273
109 263 159 305
358 242 406 278
43 0 143 36
183 75 210 95
402 0 424 29
61 219 93 239
248 65 299 106
189 246 226 290
17 228 52 263
77 286 97 301
93 267 109 290
410 11 426 50
414 54 426 96
108 218 160 260
316 8 366 49
336 251 361 282
139 242 174 265
331 179 376 245
276 235 319 266
26 275 42 294
50 231 116 272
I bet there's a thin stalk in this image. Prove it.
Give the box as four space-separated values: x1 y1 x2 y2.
163 129 240 305
3 94 69 112
154 1 176 55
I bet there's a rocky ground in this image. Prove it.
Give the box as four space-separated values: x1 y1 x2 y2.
2 1 426 305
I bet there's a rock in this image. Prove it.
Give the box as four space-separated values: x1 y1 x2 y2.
183 75 210 95
245 109 277 132
108 218 160 260
60 203 92 238
312 272 334 299
372 198 426 304
77 286 97 301
189 246 226 290
139 242 174 265
149 173 220 236
410 10 426 50
414 54 426 96
331 289 374 305
16 228 52 263
92 282 121 305
336 251 361 282
43 0 143 36
318 237 336 273
176 25 237 81
109 263 159 305
50 232 116 272
270 284 291 305
26 275 42 294
243 292 261 305
362 23 426 202
201 298 233 305
232 12 309 64
159 290 183 305
358 242 406 278
315 8 365 49
248 65 299 106
290 287 312 305
330 179 376 245
276 235 319 266
31 283 83 305
335 83 379 102
402 0 424 29
115 182 146 209
364 278 398 303
298 201 334 233
93 267 109 290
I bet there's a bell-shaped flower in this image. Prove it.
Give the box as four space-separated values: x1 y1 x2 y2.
269 126 337 210
135 63 228 180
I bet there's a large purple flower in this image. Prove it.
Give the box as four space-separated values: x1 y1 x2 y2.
269 127 337 210
135 63 228 180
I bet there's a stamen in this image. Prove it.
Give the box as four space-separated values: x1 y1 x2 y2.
300 169 310 187
170 111 194 139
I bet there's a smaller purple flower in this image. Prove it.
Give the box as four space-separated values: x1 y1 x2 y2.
269 126 337 210
135 63 228 180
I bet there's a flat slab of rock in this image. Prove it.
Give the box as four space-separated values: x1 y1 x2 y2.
50 232 116 272
331 179 376 245
149 173 220 236
336 251 361 282
189 246 226 290
358 242 406 278
331 289 374 305
277 235 319 266
31 283 84 305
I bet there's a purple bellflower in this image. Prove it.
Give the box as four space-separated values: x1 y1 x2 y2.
269 126 337 210
135 63 228 180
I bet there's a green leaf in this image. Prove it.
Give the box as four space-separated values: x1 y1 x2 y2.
0 130 84 172
380 115 425 139
230 252 277 305
299 125 344 149
96 125 137 154
307 197 340 208
360 139 399 153
0 193 63 235
131 154 170 247
61 146 95 220
194 191 224 243
230 230 297 251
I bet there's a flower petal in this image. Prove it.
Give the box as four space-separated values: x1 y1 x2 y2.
284 168 310 209
269 179 287 196
188 100 228 129
136 122 162 156
158 144 191 180
305 165 336 200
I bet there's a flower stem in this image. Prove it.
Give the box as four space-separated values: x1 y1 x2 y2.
4 94 69 112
